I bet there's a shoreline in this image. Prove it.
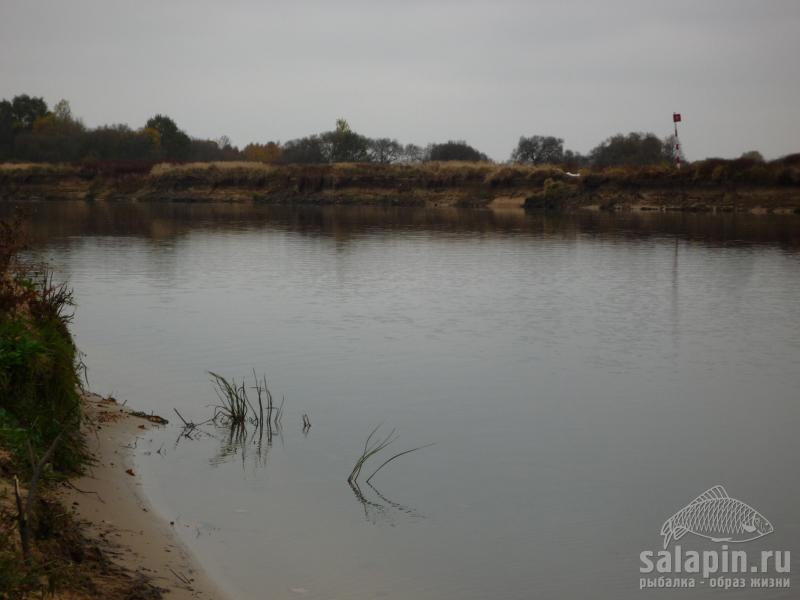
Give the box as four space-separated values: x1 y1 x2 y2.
1 160 799 214
62 393 229 600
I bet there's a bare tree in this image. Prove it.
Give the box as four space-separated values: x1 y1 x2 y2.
401 143 424 163
368 138 402 163
511 135 564 164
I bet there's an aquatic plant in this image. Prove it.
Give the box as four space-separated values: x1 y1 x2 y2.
365 442 436 484
347 425 397 485
208 371 253 427
344 426 434 524
347 425 433 485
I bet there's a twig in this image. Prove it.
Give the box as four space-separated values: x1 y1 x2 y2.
168 567 192 586
64 480 106 504
173 408 190 427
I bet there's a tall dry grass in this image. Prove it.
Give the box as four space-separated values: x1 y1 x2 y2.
149 161 277 176
0 162 73 173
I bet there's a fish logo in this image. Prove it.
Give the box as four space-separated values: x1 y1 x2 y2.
660 485 773 549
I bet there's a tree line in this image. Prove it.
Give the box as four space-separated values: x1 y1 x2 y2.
0 93 758 167
0 95 238 163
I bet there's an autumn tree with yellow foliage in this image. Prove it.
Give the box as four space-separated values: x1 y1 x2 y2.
243 141 282 163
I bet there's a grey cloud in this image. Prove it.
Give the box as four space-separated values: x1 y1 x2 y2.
1 0 798 160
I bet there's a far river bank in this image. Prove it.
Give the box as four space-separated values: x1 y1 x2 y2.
1 160 799 214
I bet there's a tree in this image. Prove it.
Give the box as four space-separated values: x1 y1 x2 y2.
427 140 488 162
562 149 587 168
320 118 370 162
145 114 190 159
216 135 232 150
368 138 402 163
10 95 48 131
401 143 423 163
589 132 668 167
32 99 84 136
81 124 158 160
141 127 161 153
53 99 72 122
740 150 764 162
186 139 238 161
243 141 282 163
662 134 686 164
0 94 249 162
0 100 14 159
511 135 564 164
281 135 327 163
11 99 84 161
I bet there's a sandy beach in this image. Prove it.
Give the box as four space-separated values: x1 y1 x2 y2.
61 393 228 600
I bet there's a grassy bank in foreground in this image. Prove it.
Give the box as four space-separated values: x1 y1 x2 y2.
1 158 800 213
0 215 87 595
0 216 85 472
0 218 166 598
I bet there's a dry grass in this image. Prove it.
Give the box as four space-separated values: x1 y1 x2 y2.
0 162 73 173
3 159 797 194
325 161 569 184
149 161 276 176
0 163 43 170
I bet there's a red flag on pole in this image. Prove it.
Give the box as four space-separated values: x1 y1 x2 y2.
673 113 682 123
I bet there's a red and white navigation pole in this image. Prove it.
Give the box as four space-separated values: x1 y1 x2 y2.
672 112 682 169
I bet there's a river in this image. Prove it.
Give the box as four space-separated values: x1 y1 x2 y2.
14 201 800 599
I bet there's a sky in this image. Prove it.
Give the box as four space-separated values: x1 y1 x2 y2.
1 0 798 161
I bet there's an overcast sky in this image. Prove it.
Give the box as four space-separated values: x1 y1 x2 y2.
1 0 798 161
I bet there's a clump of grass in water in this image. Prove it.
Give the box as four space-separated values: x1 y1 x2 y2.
347 424 433 485
209 371 254 427
207 370 287 435
201 370 292 467
347 425 397 484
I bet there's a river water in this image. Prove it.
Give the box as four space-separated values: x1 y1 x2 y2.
13 201 800 599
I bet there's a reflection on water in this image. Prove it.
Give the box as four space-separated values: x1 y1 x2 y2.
6 200 800 249
9 200 800 600
209 414 285 469
348 479 425 526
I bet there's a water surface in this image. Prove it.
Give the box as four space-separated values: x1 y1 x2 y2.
14 202 800 599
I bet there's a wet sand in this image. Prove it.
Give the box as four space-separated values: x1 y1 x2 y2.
62 393 228 599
